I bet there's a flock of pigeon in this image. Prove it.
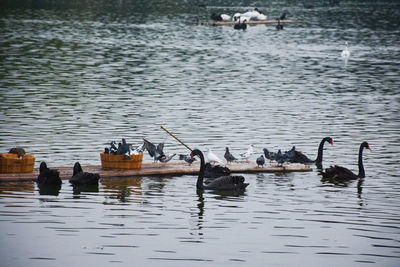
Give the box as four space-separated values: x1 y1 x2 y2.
210 8 289 31
12 135 369 193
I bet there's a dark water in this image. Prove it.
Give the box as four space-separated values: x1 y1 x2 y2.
1 1 400 266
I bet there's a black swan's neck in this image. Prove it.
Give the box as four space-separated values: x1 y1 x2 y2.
358 144 365 178
195 150 205 190
315 138 329 164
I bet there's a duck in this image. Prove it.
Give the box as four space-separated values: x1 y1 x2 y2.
69 162 100 186
37 162 62 187
224 147 237 163
322 141 370 181
341 42 350 58
191 149 248 191
289 137 334 166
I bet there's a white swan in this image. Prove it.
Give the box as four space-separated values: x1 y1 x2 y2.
341 42 350 58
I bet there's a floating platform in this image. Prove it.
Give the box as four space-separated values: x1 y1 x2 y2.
0 161 312 182
197 19 305 26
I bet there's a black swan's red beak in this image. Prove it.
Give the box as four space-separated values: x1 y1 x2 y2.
367 145 371 150
330 141 334 146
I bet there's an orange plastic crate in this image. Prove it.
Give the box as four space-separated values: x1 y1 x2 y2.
0 154 35 173
100 152 143 170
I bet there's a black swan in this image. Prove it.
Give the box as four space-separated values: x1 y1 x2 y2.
224 147 237 163
204 162 231 179
191 149 249 190
289 137 334 165
276 19 283 30
322 141 370 181
256 155 265 167
69 162 100 186
37 162 62 187
234 18 247 30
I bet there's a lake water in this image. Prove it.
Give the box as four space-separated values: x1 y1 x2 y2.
1 1 400 266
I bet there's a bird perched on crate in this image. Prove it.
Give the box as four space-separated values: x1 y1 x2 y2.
224 147 237 164
117 138 132 159
9 147 25 158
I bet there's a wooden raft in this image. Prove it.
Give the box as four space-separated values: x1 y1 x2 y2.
0 161 312 182
197 20 305 26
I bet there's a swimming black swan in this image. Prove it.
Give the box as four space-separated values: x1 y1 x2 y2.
224 147 237 163
37 162 62 187
69 162 100 186
322 141 370 181
191 149 249 190
289 137 334 165
276 19 283 30
234 18 247 30
204 162 231 178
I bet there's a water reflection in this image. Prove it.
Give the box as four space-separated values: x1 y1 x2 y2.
72 184 99 196
102 177 142 203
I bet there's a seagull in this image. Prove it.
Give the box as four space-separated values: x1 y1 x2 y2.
207 148 223 164
256 155 265 167
341 42 350 58
240 144 254 162
224 147 237 164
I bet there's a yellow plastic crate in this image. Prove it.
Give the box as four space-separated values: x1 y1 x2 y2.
100 152 143 170
0 154 35 173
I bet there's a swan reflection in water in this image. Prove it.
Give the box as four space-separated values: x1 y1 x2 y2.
72 184 99 197
191 189 247 239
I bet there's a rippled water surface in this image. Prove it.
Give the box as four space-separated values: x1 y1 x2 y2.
1 1 400 266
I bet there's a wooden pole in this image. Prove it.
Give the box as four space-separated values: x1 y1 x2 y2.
160 126 192 152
